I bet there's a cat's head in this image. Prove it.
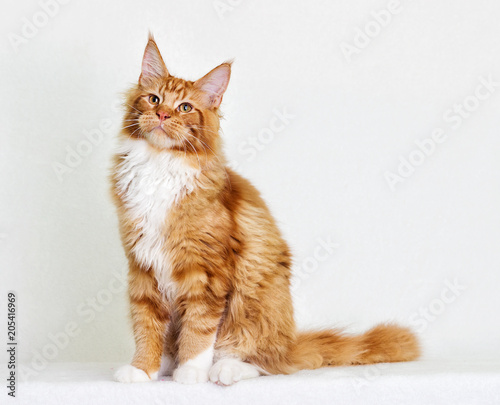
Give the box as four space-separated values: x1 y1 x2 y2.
123 34 231 157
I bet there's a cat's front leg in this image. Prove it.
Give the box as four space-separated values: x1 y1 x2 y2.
115 261 170 383
114 299 167 382
172 283 226 384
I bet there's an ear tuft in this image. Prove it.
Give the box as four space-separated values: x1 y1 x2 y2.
194 62 232 108
139 34 169 85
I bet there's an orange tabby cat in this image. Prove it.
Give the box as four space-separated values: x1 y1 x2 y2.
112 35 419 385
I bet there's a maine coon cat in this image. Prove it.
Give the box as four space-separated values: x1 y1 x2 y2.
112 35 419 385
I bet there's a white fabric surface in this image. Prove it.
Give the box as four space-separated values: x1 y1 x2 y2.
13 360 500 405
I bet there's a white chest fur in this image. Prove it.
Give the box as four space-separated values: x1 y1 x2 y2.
114 138 199 295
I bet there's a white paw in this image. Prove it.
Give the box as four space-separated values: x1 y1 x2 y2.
209 358 260 386
114 364 151 383
173 364 209 384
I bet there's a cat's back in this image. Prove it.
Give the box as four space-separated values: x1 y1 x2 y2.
224 167 287 245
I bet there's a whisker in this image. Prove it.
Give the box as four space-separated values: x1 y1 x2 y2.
187 132 209 164
125 103 142 115
126 126 142 140
180 133 202 170
186 130 232 190
122 123 139 129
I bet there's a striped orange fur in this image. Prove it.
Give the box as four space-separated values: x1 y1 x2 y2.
112 35 419 385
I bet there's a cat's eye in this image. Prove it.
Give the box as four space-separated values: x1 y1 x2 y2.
149 95 160 105
178 102 193 113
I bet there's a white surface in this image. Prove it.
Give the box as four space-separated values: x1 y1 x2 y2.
1 0 500 369
12 361 500 405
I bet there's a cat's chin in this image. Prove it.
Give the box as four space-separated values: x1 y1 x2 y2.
144 131 179 150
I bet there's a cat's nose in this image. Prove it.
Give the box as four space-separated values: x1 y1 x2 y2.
157 110 171 122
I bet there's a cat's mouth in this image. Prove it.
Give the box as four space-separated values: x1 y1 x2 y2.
145 125 180 149
151 125 173 139
141 119 182 148
153 125 168 134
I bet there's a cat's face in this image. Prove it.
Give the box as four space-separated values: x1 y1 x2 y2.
123 35 231 157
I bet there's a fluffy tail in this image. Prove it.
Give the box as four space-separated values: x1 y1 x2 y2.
253 324 419 374
287 324 420 372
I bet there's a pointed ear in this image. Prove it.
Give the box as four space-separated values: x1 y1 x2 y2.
139 34 169 85
194 62 232 108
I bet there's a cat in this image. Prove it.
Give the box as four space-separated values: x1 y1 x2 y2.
111 34 419 386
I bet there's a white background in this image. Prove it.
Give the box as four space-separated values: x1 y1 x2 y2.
1 0 499 368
